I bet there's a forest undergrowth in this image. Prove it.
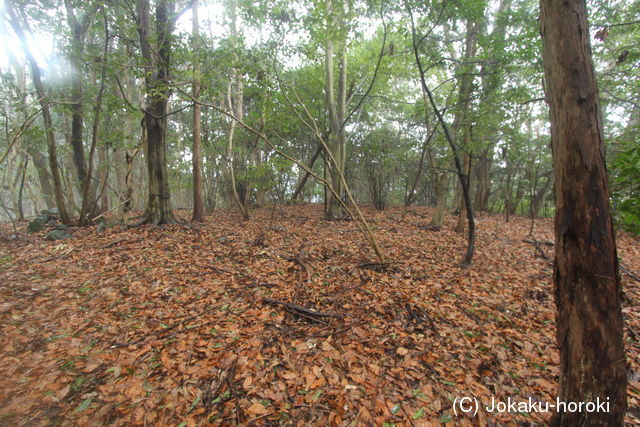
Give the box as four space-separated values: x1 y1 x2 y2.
1 204 639 426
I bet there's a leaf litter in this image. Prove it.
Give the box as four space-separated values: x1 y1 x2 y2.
0 204 639 425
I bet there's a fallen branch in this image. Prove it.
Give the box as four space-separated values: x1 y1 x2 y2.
418 224 442 232
357 261 401 272
523 237 551 260
225 359 243 424
621 264 640 283
245 282 276 289
92 198 132 222
262 298 343 323
522 238 554 247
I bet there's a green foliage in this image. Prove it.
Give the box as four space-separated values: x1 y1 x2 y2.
611 139 640 233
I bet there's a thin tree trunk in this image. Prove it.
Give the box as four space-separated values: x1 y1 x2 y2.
532 170 552 217
430 173 449 226
226 81 249 220
409 5 476 265
16 154 27 220
541 0 626 424
191 0 204 222
79 9 109 225
64 0 90 193
324 0 347 219
455 154 471 232
292 144 322 201
7 0 71 224
225 0 249 221
473 150 491 211
508 178 524 216
27 147 55 208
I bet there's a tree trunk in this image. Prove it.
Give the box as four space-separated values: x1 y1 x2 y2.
532 170 552 217
473 149 491 211
292 144 322 201
430 173 449 226
541 0 627 424
455 154 471 232
508 178 524 216
409 7 476 266
136 0 175 224
64 0 90 193
324 0 347 219
7 0 72 224
27 147 55 208
191 0 204 222
225 0 250 221
79 14 109 225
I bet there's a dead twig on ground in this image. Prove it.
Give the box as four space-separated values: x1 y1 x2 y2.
621 264 640 283
523 237 551 260
262 298 344 324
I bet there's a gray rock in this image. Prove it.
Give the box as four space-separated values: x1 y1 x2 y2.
28 218 45 233
45 229 72 240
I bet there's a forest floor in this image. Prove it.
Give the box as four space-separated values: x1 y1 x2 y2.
0 204 639 426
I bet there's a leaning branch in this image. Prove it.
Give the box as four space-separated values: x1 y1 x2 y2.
173 85 387 264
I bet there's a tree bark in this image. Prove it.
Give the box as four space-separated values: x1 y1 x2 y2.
136 0 175 224
191 0 204 222
452 19 479 233
27 147 55 208
63 0 92 193
430 173 449 226
455 154 471 232
79 10 109 225
541 0 627 424
324 0 347 219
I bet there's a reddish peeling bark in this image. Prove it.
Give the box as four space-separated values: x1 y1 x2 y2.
541 0 627 424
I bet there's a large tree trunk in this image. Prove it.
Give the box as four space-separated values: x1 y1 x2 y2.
541 0 627 424
191 0 204 222
137 0 175 224
7 0 72 224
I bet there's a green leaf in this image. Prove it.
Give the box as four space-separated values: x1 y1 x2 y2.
412 408 425 419
74 398 92 414
440 413 452 423
187 395 200 414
